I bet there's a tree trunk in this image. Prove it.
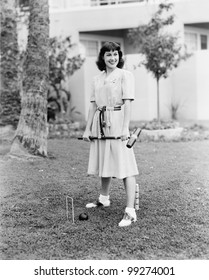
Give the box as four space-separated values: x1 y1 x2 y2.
0 0 21 126
10 0 49 157
157 78 160 123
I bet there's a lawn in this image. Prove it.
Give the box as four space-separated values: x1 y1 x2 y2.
0 138 209 260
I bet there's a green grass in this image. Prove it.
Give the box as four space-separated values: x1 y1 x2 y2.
0 139 209 259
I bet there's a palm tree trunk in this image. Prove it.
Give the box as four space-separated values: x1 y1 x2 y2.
10 0 49 157
0 0 21 126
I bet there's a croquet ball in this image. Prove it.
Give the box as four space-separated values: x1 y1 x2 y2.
79 213 88 221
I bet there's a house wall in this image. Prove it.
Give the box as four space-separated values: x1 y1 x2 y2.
67 57 100 120
196 51 209 119
83 57 100 117
174 0 209 24
66 65 86 120
50 3 153 39
169 54 197 120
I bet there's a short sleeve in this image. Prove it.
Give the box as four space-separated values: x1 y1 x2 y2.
122 70 135 101
90 78 96 102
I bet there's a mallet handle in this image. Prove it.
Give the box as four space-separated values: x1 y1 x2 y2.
78 136 122 140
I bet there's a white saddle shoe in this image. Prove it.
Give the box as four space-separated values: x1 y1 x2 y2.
86 199 110 208
118 212 137 227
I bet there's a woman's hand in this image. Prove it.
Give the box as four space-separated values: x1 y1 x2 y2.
121 127 129 141
83 130 91 142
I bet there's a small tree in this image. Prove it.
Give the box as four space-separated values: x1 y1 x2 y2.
48 36 85 120
128 0 190 122
49 36 85 87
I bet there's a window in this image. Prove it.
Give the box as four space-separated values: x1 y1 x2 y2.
101 41 121 47
200 35 208 50
184 32 198 52
80 35 124 56
80 40 99 56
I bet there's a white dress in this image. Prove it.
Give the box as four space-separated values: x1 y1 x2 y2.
88 67 139 179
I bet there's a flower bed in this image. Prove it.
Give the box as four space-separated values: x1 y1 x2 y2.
141 127 184 141
48 121 83 139
140 119 180 130
132 120 209 142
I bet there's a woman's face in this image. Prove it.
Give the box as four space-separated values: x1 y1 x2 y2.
103 50 119 70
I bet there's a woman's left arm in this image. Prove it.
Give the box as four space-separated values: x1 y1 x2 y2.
121 99 132 141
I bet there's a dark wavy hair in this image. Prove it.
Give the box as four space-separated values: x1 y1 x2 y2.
96 41 124 71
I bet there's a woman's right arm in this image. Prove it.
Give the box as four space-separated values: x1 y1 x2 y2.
83 101 97 141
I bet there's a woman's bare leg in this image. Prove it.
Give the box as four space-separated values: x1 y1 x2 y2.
123 176 136 208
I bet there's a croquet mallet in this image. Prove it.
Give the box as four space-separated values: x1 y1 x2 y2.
78 128 142 149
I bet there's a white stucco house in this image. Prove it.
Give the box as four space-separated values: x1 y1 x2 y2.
48 0 209 121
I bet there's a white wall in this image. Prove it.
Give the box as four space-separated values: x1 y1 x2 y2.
83 57 100 119
196 51 209 119
66 57 100 120
170 54 197 120
66 65 86 120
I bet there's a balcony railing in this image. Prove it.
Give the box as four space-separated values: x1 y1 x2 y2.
49 0 150 10
89 0 146 6
49 0 186 10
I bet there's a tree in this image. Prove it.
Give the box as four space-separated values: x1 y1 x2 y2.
10 0 49 157
127 0 190 122
0 0 21 126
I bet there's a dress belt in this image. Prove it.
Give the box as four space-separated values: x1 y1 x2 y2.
97 106 121 138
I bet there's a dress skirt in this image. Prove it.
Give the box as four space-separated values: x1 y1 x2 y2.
87 108 139 179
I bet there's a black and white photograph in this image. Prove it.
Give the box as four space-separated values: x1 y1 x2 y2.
0 0 209 278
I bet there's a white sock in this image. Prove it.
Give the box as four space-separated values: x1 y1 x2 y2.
125 207 136 218
99 194 110 203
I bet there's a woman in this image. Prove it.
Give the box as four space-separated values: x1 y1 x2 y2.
83 42 139 227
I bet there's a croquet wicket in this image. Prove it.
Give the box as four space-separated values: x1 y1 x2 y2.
66 196 75 224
